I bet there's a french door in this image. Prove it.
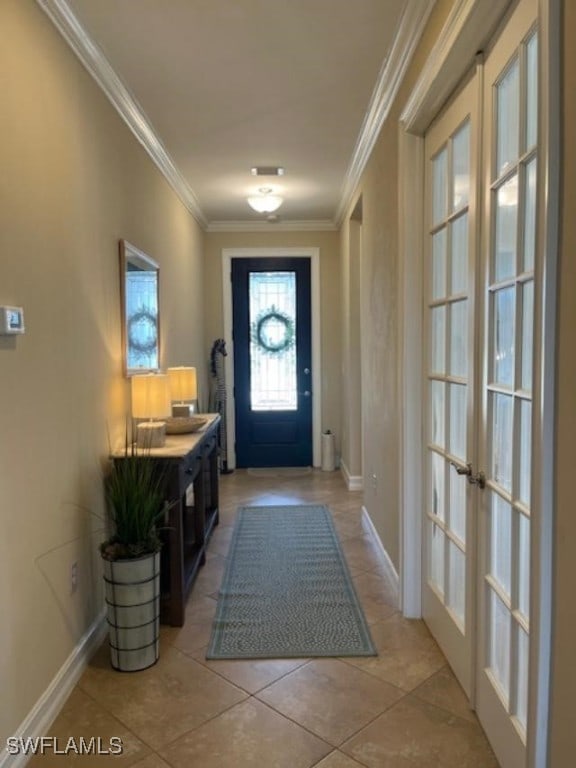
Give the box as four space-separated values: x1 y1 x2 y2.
423 70 478 698
476 3 538 765
231 257 312 467
423 0 539 765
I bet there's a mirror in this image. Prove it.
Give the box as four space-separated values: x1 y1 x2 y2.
120 240 160 376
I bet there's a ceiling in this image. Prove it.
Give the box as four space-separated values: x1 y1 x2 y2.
40 0 433 230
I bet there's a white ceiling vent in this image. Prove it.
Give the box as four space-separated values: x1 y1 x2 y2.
250 166 285 176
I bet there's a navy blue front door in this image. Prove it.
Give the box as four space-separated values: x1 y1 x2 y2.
232 257 312 467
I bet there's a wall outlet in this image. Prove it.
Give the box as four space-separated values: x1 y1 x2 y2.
70 561 78 594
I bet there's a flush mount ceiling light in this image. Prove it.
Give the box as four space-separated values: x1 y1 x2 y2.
247 187 284 213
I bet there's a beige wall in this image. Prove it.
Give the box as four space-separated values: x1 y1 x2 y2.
203 231 341 453
549 0 575 762
0 0 205 740
338 2 453 569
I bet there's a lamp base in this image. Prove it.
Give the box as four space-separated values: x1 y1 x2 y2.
136 422 166 449
172 404 191 417
172 401 197 416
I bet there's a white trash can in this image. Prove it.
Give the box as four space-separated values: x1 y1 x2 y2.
321 430 336 471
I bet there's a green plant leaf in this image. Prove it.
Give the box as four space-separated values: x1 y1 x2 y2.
102 451 170 560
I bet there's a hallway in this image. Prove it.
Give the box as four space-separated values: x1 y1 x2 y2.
29 470 498 767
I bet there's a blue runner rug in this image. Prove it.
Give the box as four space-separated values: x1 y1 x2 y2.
206 504 376 659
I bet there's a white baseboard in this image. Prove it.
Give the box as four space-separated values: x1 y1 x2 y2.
340 460 363 491
361 506 400 605
1 610 107 768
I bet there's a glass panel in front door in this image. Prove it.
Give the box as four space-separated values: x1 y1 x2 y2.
249 271 297 411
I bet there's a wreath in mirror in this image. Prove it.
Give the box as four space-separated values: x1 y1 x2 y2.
251 305 295 355
127 307 158 355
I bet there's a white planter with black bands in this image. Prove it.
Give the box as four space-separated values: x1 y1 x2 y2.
102 552 160 672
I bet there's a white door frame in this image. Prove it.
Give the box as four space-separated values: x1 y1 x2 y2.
397 127 424 618
221 247 322 469
398 1 559 765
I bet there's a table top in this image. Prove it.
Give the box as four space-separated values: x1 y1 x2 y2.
110 413 220 459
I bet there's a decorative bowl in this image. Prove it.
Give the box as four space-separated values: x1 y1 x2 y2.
165 416 208 435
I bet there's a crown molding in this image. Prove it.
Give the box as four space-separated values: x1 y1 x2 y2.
36 0 208 228
401 0 513 134
334 0 436 225
206 219 338 233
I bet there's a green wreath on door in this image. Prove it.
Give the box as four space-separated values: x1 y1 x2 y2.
251 305 295 355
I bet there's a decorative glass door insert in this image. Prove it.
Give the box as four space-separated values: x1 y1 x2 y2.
249 272 297 411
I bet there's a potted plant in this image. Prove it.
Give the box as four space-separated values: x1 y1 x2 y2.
101 448 168 672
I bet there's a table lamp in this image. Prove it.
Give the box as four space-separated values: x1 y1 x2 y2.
167 366 198 416
131 373 172 448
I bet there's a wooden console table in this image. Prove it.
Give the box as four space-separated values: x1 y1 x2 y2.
111 413 220 626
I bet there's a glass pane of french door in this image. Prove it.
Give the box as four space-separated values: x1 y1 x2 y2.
476 1 538 763
423 73 477 696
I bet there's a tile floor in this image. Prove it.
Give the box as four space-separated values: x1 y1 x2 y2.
29 469 499 767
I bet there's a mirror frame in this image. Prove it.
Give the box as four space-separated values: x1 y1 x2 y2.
119 240 160 376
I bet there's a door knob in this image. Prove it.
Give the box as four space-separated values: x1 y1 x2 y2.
451 461 472 477
468 470 486 489
450 461 486 489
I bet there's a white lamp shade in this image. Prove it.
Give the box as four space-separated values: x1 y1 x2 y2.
131 373 172 419
247 193 283 213
167 366 198 402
